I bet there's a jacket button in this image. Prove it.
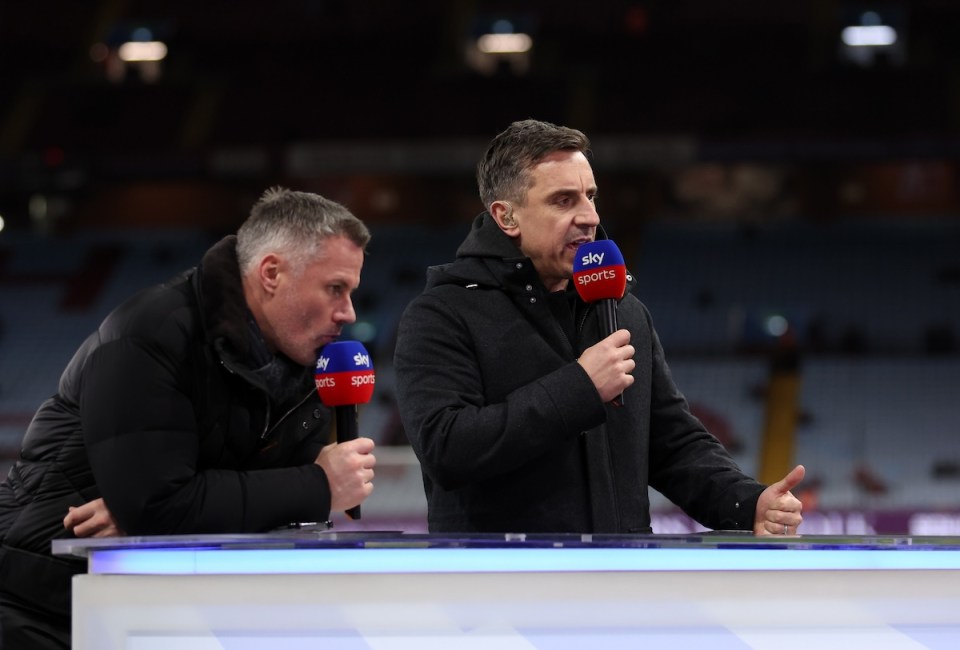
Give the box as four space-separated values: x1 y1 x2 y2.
301 421 309 430
515 262 523 269
313 408 322 419
525 284 533 291
529 297 537 304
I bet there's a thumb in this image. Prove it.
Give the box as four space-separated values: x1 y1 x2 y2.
775 464 805 494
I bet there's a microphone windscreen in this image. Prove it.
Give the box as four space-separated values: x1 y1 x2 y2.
314 340 375 406
572 240 627 303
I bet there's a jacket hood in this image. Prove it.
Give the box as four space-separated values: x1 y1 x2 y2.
424 211 616 292
195 236 313 392
195 235 252 359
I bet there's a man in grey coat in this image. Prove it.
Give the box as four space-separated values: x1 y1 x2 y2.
394 119 804 535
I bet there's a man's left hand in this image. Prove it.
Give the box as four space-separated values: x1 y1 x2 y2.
64 498 125 538
754 465 805 535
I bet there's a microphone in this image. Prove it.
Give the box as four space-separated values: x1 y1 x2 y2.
314 340 375 520
572 239 628 405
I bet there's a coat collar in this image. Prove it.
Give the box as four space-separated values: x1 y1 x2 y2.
429 212 632 294
195 235 257 362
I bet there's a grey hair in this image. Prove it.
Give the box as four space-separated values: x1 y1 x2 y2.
476 119 591 210
236 187 370 275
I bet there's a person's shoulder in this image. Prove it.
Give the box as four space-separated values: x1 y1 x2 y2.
414 272 493 308
424 255 502 291
99 271 199 346
397 275 481 335
619 292 655 325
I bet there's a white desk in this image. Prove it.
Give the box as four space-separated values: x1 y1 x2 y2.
54 532 960 649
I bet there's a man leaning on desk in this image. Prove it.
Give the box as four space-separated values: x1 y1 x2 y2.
394 119 805 536
0 188 378 649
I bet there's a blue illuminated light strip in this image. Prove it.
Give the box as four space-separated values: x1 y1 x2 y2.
88 547 960 576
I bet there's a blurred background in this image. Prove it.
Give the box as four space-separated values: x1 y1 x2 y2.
1 0 959 534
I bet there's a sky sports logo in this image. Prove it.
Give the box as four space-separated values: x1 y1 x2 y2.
580 251 605 266
314 340 375 406
576 268 620 287
314 373 376 388
352 352 371 367
315 351 372 372
574 248 621 287
572 240 627 302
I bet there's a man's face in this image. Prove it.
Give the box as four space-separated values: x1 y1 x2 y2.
509 150 600 292
262 235 363 366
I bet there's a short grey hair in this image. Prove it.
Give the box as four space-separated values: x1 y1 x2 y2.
476 119 591 210
236 187 370 275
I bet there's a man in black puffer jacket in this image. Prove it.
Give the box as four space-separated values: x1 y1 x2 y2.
394 120 805 536
0 187 378 649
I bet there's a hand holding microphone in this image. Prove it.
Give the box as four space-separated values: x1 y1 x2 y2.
314 438 375 517
314 341 377 519
578 330 635 404
572 240 634 405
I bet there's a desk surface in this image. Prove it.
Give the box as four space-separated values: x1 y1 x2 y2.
53 531 960 576
53 529 960 555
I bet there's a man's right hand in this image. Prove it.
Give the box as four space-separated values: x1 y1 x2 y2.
578 329 636 403
64 498 125 538
315 437 376 513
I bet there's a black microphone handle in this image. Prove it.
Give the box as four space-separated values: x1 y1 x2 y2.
596 299 624 406
597 298 618 337
335 404 361 520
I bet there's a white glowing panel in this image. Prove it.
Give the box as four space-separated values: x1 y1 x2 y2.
88 546 960 575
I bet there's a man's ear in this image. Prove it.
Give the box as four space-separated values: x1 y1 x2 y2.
257 254 282 294
490 201 519 237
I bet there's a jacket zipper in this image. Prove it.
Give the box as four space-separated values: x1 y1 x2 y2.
219 358 272 439
576 303 592 341
577 302 622 532
262 388 317 440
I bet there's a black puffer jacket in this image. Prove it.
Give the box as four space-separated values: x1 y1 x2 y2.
394 213 764 534
0 236 333 616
